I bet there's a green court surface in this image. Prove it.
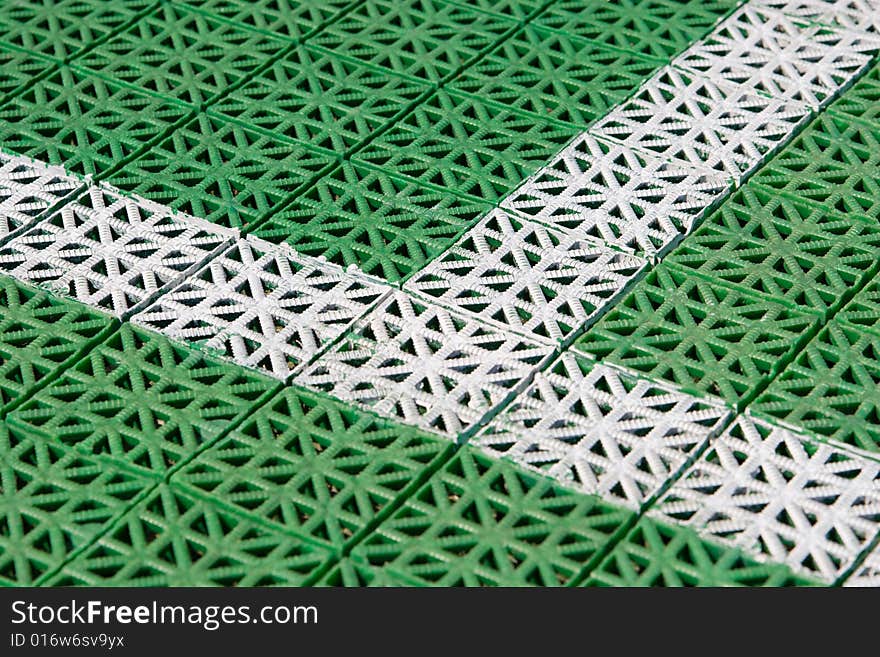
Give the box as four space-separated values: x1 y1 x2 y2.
1 0 880 587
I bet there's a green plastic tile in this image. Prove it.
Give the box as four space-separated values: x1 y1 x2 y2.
753 320 880 455
0 66 188 178
317 558 419 587
311 0 516 83
444 0 546 20
536 0 738 62
0 422 150 586
350 447 635 586
585 516 817 587
76 3 288 107
751 114 880 220
48 485 333 586
8 324 278 478
828 62 880 129
182 0 353 41
838 276 880 338
0 276 113 413
0 43 55 100
107 113 335 230
665 184 880 319
174 387 453 550
448 25 660 129
577 263 820 407
0 0 153 62
353 90 578 204
252 162 491 283
210 45 428 153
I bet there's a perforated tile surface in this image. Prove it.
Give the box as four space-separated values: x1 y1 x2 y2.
1 0 879 587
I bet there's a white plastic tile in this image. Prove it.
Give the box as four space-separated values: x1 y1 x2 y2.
405 209 646 343
134 236 390 380
0 151 82 238
654 414 880 583
475 354 731 509
754 1 880 36
592 66 812 179
676 5 879 110
844 543 880 587
0 185 234 318
294 290 554 438
502 132 730 257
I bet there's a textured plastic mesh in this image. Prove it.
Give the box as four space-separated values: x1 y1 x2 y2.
665 184 880 318
838 275 880 337
0 185 235 319
502 133 730 257
405 209 646 344
654 414 880 583
448 25 661 128
76 4 289 107
8 325 277 478
591 65 812 181
107 114 335 230
350 447 636 586
48 485 334 586
0 0 153 62
0 152 82 239
476 355 730 509
586 516 817 587
751 114 880 220
0 67 189 178
828 61 880 128
536 0 740 62
845 543 880 587
252 163 491 283
0 276 112 412
311 0 516 83
0 423 150 586
0 0 878 589
753 1 880 38
317 558 419 587
133 236 389 380
675 5 879 110
295 290 553 438
444 0 546 20
210 45 429 153
173 386 452 550
181 0 354 41
753 320 880 455
577 264 819 406
353 90 577 204
0 43 54 99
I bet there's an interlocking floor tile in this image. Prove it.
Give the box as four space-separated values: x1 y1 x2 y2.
675 5 879 110
174 387 452 550
0 151 82 239
592 66 812 181
0 185 235 318
654 414 880 583
753 320 880 454
0 423 151 586
8 325 277 477
476 355 730 509
577 264 820 406
350 447 636 586
134 236 388 379
502 133 730 257
210 46 428 153
295 290 553 438
405 209 646 343
48 484 334 586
